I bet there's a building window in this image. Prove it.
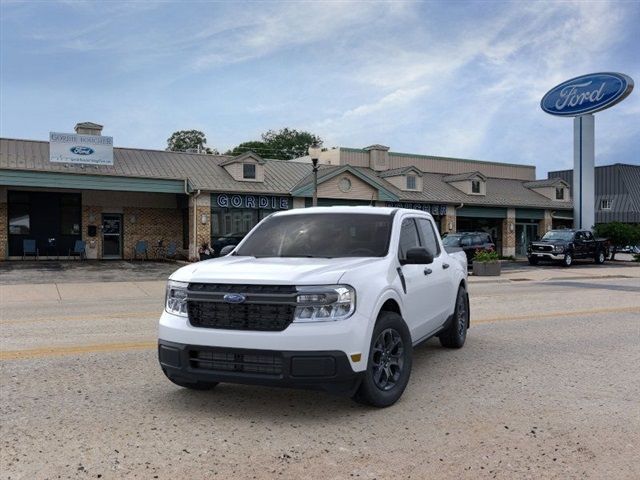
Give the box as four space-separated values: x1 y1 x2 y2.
243 163 256 179
555 187 564 200
9 204 30 234
471 180 481 194
406 175 417 190
600 199 612 210
60 194 81 235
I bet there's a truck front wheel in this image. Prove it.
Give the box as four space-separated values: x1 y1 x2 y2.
595 250 606 264
353 311 412 408
562 253 573 267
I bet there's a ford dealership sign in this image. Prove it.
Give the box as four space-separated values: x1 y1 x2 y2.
541 72 634 116
49 132 114 165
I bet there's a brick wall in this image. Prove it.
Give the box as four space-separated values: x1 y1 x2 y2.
501 208 516 257
122 207 183 260
0 201 7 260
188 194 211 260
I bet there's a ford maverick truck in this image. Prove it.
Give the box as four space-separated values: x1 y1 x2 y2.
158 207 469 407
527 229 609 267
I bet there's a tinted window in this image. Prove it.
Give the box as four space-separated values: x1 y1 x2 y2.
243 163 256 179
583 231 593 241
542 231 574 241
398 218 421 260
483 234 492 243
460 236 472 247
472 235 483 245
235 213 392 258
442 235 462 247
406 175 416 189
416 218 440 255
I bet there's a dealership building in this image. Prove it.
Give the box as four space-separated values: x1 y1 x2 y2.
0 122 574 261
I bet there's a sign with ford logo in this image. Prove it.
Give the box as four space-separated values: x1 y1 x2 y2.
49 132 114 165
70 146 95 155
223 293 246 304
541 72 634 117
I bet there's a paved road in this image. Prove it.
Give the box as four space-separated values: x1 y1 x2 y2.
1 268 639 479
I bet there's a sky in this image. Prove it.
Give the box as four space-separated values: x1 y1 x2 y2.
1 0 638 177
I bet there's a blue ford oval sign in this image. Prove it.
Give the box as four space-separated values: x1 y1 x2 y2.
223 293 246 304
70 146 95 155
541 72 633 117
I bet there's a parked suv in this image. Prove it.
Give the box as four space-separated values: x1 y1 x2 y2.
159 207 469 407
442 232 495 264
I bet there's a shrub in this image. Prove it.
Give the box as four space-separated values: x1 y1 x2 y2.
474 250 500 262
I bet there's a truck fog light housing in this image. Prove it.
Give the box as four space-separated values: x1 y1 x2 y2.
165 280 189 317
294 285 355 322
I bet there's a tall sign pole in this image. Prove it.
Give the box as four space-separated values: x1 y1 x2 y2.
541 72 633 230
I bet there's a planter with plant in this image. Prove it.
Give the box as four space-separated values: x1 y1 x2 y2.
472 250 501 276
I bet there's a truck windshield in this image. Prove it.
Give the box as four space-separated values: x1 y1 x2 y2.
542 231 574 241
235 213 392 258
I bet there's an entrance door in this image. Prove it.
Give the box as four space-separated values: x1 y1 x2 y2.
516 223 539 257
102 214 123 259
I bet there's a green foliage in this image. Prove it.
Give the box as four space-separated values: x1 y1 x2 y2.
167 130 216 154
225 141 269 157
593 222 640 260
473 250 500 262
226 128 323 160
499 255 516 261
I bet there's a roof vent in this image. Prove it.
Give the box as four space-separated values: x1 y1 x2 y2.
74 122 103 136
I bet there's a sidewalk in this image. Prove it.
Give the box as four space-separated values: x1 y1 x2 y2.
469 261 640 283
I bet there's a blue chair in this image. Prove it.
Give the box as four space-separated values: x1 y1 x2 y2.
22 239 39 260
133 240 149 260
165 241 178 260
69 240 86 260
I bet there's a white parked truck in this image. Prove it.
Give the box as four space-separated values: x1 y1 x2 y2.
159 207 469 407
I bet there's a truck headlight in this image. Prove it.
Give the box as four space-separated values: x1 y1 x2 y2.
555 245 565 252
165 280 189 317
293 285 355 322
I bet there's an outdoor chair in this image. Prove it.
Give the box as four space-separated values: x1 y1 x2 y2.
68 240 86 260
22 239 39 260
165 241 178 260
133 240 149 260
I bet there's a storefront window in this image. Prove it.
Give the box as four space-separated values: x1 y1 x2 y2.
9 204 30 234
60 195 81 235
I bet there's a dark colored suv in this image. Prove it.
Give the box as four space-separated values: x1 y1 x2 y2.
442 232 495 264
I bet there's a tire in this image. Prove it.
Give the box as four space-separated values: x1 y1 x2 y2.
163 370 218 391
528 256 539 266
353 311 412 408
595 250 606 265
439 286 469 349
562 253 573 267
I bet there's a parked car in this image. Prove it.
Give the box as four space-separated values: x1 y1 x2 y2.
211 232 245 256
527 229 609 267
442 232 495 264
159 207 469 407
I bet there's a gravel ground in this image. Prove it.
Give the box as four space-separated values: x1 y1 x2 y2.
1 272 639 479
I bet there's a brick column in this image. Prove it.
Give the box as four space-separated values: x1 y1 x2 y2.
82 205 102 259
539 210 553 236
0 187 7 260
501 208 516 257
440 204 457 234
189 193 211 260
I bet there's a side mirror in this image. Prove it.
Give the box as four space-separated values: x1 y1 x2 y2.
219 245 236 256
402 247 434 265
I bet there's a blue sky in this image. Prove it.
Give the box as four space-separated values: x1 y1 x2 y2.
1 0 638 177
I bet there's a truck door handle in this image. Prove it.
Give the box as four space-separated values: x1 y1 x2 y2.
442 263 450 269
424 268 432 275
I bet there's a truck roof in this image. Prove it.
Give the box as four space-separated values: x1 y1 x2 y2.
271 206 434 218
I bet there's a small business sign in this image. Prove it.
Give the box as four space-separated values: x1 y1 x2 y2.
540 72 634 117
214 193 290 210
386 202 447 216
49 132 114 165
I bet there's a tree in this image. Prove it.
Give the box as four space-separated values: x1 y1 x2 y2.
226 128 322 160
225 141 269 157
593 222 640 260
167 130 217 154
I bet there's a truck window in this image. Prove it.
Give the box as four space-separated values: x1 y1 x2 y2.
416 218 440 256
584 232 593 241
398 218 421 260
472 235 483 245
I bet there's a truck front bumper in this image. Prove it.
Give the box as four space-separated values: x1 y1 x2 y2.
528 252 566 261
159 339 363 395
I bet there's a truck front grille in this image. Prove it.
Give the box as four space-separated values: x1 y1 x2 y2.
187 283 296 331
533 244 553 252
189 348 283 376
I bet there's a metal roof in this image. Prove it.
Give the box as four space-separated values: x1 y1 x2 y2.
443 171 487 182
523 178 567 188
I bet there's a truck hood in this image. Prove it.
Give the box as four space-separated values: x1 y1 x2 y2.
170 256 382 285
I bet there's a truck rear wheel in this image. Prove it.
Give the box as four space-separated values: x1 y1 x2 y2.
439 286 469 349
353 311 412 408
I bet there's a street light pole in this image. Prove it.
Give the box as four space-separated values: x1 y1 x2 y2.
308 144 322 207
312 158 319 207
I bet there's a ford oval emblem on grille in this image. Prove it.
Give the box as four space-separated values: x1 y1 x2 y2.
223 293 246 304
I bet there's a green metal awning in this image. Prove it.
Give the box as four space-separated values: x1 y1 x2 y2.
515 208 545 220
1 169 187 194
457 206 507 219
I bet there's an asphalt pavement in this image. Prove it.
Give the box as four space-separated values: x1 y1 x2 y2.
1 263 639 479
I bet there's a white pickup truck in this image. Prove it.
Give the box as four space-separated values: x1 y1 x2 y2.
159 207 469 407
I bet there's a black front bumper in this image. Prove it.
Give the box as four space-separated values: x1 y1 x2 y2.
158 340 363 395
